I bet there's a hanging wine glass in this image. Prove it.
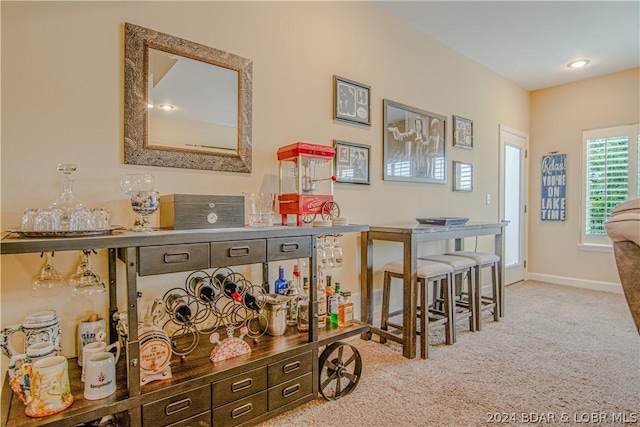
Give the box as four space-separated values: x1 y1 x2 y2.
69 250 106 296
323 236 334 269
317 238 328 270
119 174 160 232
33 252 66 289
332 236 343 268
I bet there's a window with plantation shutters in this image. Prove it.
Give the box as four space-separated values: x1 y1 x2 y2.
581 124 639 246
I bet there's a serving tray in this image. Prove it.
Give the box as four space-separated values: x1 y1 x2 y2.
6 226 122 238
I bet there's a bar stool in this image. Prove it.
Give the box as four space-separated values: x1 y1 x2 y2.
445 251 501 331
380 260 454 359
418 254 476 340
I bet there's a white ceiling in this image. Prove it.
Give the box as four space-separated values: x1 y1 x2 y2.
374 1 640 91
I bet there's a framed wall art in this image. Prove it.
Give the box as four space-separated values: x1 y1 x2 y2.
383 99 447 184
453 161 473 192
333 76 371 125
333 140 370 185
453 115 473 149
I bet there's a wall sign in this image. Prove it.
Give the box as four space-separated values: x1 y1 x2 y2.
541 153 567 221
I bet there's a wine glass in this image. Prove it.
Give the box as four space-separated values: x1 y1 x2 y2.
69 250 106 296
332 236 343 268
33 252 66 289
323 236 334 269
119 174 159 232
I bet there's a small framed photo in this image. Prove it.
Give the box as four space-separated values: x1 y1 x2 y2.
453 115 473 149
333 140 370 185
333 76 371 125
453 161 473 192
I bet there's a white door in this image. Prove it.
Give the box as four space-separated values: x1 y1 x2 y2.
499 125 528 284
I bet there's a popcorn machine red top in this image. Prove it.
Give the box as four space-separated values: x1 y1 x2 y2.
277 142 340 226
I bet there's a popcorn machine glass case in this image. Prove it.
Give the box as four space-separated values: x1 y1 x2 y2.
277 142 339 226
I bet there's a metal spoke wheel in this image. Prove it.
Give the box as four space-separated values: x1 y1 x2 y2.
302 213 316 224
318 341 362 400
320 201 340 221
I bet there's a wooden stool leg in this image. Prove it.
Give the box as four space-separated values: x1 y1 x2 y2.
491 263 500 322
420 278 427 359
466 269 476 332
474 265 483 331
444 274 454 345
380 271 391 344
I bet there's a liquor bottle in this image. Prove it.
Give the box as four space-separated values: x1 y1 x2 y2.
317 270 327 328
297 277 310 332
338 290 354 327
286 276 300 326
216 274 243 303
274 266 288 295
328 282 341 325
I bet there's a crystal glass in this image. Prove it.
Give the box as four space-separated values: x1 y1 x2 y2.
48 164 87 230
69 208 94 231
323 236 334 269
69 250 106 296
332 236 343 268
119 174 159 231
33 252 66 289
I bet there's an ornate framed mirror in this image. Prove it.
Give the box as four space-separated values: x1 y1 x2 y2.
124 23 252 172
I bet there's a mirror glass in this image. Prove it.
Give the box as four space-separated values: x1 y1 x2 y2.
148 48 238 154
125 23 252 172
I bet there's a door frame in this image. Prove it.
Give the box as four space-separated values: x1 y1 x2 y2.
499 124 529 285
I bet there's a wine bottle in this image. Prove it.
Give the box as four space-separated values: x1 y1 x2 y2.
243 292 262 313
217 274 244 303
189 276 216 303
166 294 192 324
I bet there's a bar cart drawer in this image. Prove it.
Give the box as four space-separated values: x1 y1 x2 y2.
142 385 211 426
138 243 210 276
210 239 266 267
267 372 313 411
165 410 211 427
212 367 267 407
267 237 311 261
213 391 267 427
268 351 313 386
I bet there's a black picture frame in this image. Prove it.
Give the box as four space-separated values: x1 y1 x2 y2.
453 115 473 149
333 140 371 185
333 76 371 126
383 99 447 184
453 161 473 192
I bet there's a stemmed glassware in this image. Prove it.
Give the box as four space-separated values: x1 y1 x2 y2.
69 250 106 296
33 252 66 289
322 236 334 269
48 163 87 230
332 236 343 268
119 174 160 232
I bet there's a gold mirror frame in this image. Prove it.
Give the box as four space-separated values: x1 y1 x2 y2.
124 23 252 172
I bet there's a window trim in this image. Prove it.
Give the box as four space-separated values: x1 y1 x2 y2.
580 124 639 246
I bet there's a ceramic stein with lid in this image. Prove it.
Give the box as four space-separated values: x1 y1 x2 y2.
0 310 61 359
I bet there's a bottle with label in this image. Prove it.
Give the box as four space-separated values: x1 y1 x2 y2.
328 282 341 325
297 277 310 332
317 271 327 328
189 276 216 304
217 274 244 303
274 265 288 295
338 290 354 327
286 279 300 326
325 275 334 320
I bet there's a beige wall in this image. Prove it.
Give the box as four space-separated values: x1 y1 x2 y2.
1 1 529 369
529 68 640 287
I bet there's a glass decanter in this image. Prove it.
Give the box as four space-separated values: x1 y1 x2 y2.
48 163 86 230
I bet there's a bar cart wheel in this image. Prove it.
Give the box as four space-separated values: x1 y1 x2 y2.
318 341 362 400
320 201 340 221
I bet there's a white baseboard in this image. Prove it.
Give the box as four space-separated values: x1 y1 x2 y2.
526 273 622 294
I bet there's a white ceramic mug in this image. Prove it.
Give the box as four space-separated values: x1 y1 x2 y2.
77 316 107 366
8 341 56 378
9 355 74 417
83 352 117 400
0 310 61 358
81 341 120 382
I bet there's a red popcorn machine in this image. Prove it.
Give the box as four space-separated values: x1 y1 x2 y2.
277 142 340 226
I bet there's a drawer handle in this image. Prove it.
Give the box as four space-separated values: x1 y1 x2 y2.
282 383 301 398
231 378 253 392
283 361 301 374
165 397 191 415
281 242 300 252
163 252 191 264
231 403 253 419
229 246 250 257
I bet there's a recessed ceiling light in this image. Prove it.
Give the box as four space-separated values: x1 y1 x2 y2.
567 59 590 69
159 104 175 110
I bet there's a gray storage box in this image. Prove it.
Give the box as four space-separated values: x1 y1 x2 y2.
160 194 244 230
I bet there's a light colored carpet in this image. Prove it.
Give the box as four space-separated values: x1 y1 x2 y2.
258 281 639 427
